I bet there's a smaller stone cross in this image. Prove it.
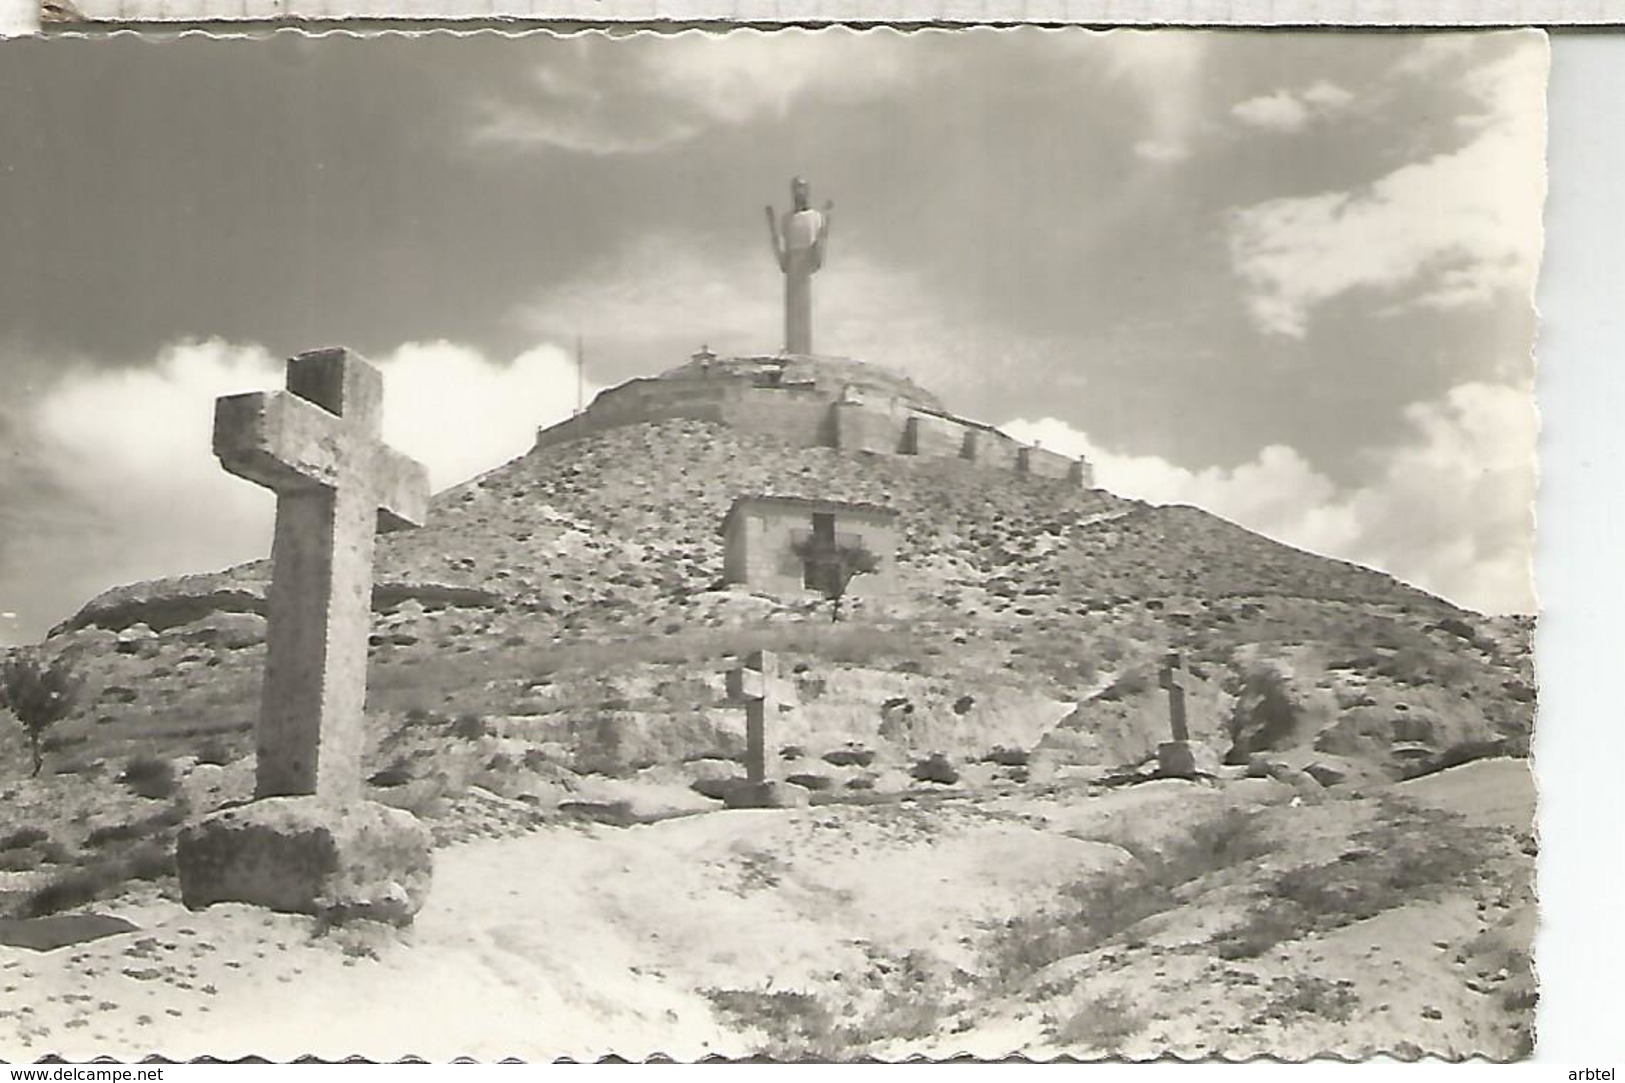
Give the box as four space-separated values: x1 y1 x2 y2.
726 649 792 784
214 347 429 802
1159 651 1191 743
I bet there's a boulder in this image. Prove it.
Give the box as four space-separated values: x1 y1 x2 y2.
1156 740 1221 779
691 776 741 801
115 624 160 657
823 747 876 768
1303 761 1348 787
179 612 267 650
723 780 811 809
785 772 835 791
1245 755 1325 796
176 797 432 925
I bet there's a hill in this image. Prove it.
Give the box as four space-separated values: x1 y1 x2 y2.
31 413 1532 780
0 363 1537 1059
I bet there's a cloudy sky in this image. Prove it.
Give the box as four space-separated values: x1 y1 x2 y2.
0 29 1545 644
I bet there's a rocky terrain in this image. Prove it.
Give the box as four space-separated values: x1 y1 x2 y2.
0 402 1538 1059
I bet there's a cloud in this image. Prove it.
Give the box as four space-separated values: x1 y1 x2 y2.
1231 81 1354 134
3 338 588 642
1226 36 1547 337
1089 32 1208 164
471 31 914 156
1232 93 1310 134
1004 379 1535 615
374 340 590 491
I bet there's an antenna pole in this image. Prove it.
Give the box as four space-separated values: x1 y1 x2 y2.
576 335 585 416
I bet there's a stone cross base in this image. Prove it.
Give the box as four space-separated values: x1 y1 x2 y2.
1156 741 1219 780
176 797 433 926
723 779 811 810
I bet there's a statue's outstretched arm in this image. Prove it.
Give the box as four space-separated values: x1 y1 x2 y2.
765 205 788 272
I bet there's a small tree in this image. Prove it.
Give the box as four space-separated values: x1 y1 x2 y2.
0 651 84 778
792 535 880 623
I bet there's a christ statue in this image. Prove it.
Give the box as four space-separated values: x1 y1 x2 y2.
765 176 833 356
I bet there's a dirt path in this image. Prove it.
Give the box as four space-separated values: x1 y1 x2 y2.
0 772 1535 1061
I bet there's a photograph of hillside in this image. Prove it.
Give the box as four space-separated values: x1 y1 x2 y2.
0 28 1542 1060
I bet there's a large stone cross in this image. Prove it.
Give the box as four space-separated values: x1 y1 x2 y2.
725 649 794 785
214 347 429 801
1159 651 1191 743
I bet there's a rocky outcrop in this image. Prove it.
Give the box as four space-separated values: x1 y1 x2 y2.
58 574 503 638
177 612 268 651
1039 661 1230 768
53 574 266 636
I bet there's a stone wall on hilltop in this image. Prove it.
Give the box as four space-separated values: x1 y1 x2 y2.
534 353 1092 489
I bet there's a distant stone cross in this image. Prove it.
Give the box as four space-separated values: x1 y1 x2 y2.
765 176 833 355
214 348 429 801
1159 652 1191 743
726 649 788 785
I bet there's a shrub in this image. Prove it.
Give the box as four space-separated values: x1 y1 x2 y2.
0 826 49 852
790 534 881 624
0 849 42 872
121 755 178 800
34 839 74 865
1375 647 1433 686
704 988 844 1061
911 754 959 785
23 864 126 917
1050 990 1145 1051
121 841 174 882
84 804 187 848
1 651 84 777
195 737 235 767
982 746 1030 767
1264 974 1360 1024
1212 899 1307 960
452 712 488 740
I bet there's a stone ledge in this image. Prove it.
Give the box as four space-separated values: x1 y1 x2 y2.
722 780 812 809
176 796 433 926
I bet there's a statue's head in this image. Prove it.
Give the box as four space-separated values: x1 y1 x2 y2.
791 176 810 211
